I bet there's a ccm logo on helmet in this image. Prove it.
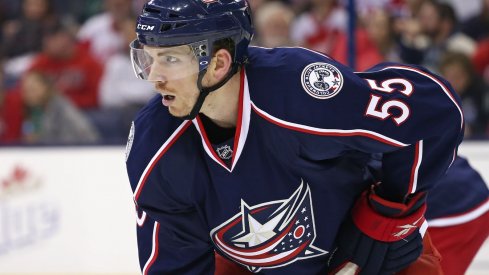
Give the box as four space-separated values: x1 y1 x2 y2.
137 24 155 31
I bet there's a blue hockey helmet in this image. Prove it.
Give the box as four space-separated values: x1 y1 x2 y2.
131 0 254 81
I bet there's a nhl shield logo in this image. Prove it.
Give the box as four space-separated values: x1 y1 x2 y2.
210 181 327 273
301 62 343 99
217 145 233 160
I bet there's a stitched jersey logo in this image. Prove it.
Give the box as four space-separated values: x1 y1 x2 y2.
301 62 343 99
210 181 327 273
217 145 233 160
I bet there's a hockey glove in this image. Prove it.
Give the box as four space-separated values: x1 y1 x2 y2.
328 186 427 275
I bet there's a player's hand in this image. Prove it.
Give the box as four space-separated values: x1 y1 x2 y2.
327 186 427 275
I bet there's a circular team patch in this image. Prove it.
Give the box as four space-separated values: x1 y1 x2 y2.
301 62 344 99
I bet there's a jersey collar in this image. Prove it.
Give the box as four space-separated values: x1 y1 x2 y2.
192 68 251 172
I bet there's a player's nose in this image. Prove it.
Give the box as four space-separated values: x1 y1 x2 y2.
154 81 167 91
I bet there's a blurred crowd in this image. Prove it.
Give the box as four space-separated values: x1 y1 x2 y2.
0 0 488 145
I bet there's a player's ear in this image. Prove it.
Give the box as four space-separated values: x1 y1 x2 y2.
207 48 232 84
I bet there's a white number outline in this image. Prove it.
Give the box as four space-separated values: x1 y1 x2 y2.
364 78 414 125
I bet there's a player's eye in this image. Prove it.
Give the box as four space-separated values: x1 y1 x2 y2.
154 55 180 65
168 56 177 62
164 56 179 64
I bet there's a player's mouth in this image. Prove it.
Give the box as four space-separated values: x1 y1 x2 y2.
162 94 175 107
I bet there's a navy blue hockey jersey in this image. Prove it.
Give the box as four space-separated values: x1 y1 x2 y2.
426 156 489 224
126 46 464 274
367 154 489 225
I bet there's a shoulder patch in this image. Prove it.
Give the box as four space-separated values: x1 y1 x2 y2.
301 62 343 99
125 121 135 162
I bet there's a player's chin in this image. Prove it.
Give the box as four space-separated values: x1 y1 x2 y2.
168 106 191 119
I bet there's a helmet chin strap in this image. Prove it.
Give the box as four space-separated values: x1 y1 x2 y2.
180 64 239 120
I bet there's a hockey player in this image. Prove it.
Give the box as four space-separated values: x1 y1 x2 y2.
126 0 464 274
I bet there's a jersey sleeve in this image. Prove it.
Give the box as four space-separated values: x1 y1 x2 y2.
353 63 464 201
249 49 464 202
134 205 215 275
334 63 463 201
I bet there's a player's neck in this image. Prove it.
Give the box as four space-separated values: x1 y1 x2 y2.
200 70 241 128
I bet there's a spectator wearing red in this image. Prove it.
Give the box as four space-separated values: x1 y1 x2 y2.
0 87 22 143
0 71 100 144
0 63 9 141
29 23 103 110
77 0 134 63
252 1 295 48
329 27 384 71
363 9 403 63
290 0 347 55
473 38 489 83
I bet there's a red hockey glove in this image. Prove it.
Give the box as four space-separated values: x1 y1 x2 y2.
328 186 427 275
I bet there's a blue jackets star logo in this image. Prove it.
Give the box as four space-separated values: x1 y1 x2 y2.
210 181 327 272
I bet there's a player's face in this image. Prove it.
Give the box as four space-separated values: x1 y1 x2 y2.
132 43 201 118
153 68 201 118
